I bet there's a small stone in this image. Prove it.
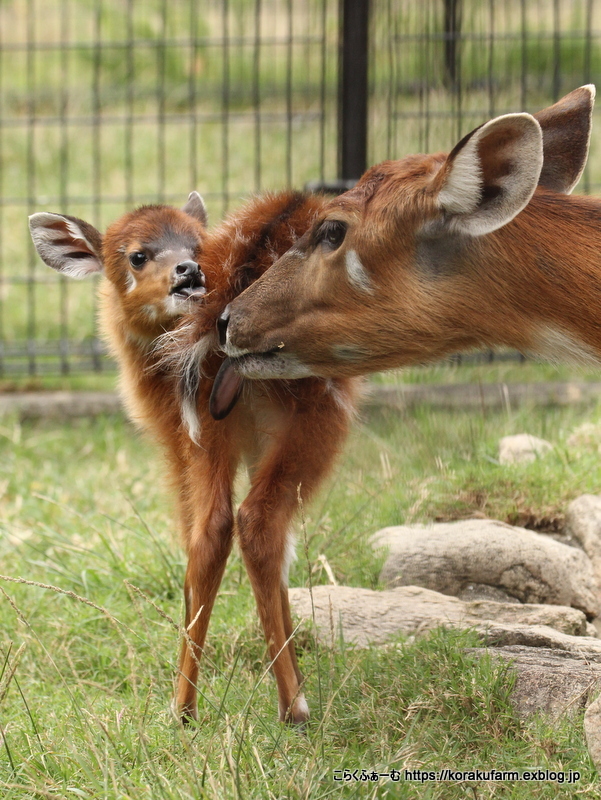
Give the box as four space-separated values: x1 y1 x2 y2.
567 422 601 451
499 433 553 465
566 494 601 602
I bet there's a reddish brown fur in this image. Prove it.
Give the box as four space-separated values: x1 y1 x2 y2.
98 193 359 724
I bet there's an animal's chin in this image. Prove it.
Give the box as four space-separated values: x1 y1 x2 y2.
162 289 207 319
170 286 207 303
209 352 313 421
233 351 314 380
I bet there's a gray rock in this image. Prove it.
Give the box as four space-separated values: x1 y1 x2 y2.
584 694 601 769
565 495 601 594
288 585 595 648
498 433 553 465
289 585 601 720
372 519 598 617
471 646 601 720
567 422 601 450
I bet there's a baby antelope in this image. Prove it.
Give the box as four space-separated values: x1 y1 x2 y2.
30 191 360 725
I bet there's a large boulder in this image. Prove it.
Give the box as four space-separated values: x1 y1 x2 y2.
473 646 601 720
372 519 598 618
288 585 595 648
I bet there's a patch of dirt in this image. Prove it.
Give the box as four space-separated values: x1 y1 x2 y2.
506 511 565 535
0 380 45 393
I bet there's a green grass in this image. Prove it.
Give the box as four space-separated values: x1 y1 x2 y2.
0 371 117 393
1 391 601 796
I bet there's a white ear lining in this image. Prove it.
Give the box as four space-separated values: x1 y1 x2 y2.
64 218 99 251
29 212 104 279
438 113 544 237
438 135 483 216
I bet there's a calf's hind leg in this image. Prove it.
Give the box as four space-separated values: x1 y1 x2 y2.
237 390 353 724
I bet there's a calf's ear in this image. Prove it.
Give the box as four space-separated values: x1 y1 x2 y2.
182 191 208 227
436 113 543 237
29 213 104 278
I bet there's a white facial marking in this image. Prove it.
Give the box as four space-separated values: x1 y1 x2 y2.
345 249 372 293
332 343 369 362
162 295 185 318
533 325 600 365
142 304 159 321
125 272 137 292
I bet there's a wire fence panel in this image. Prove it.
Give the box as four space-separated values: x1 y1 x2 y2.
0 0 338 376
370 0 599 179
0 0 600 376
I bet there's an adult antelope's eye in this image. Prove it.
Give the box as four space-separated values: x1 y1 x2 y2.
319 220 347 251
128 251 147 269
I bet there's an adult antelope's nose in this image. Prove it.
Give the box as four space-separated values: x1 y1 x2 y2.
217 305 231 347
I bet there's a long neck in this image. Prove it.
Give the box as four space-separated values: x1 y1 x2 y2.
460 190 601 363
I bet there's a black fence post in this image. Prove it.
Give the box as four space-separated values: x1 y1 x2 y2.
306 0 370 194
339 0 370 183
444 0 462 90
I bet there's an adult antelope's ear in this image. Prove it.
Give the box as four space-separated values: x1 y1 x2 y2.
436 113 543 237
182 191 208 226
534 84 595 194
29 212 103 279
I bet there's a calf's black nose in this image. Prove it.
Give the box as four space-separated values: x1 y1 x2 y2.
175 260 205 285
217 305 231 347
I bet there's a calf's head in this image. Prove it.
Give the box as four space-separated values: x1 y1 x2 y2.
29 192 208 343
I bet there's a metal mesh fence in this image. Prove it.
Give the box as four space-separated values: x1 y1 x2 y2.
370 0 599 176
1 0 600 376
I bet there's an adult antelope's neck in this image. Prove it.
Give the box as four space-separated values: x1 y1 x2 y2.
466 190 601 363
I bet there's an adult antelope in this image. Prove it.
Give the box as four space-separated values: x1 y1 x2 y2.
213 87 599 391
29 192 360 726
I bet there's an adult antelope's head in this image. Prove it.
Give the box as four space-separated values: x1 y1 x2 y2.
218 87 595 379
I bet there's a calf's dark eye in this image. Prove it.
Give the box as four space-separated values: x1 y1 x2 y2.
319 221 347 250
129 251 147 269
